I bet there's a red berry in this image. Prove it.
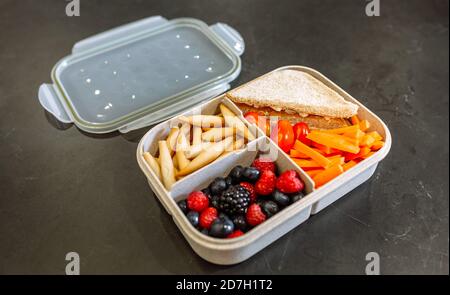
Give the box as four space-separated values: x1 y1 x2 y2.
276 170 304 194
246 204 267 226
239 182 257 202
199 207 218 229
227 230 245 238
186 191 209 212
252 158 276 173
254 170 276 196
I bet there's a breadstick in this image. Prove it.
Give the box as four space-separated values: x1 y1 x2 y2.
177 137 234 176
185 142 213 159
143 152 161 181
166 127 180 156
201 127 235 142
192 125 202 146
179 115 224 128
172 154 178 170
220 104 255 141
231 137 245 151
176 132 190 170
158 141 176 190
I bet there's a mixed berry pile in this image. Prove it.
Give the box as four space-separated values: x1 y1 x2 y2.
177 157 306 238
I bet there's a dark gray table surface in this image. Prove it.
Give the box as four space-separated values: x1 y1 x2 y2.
0 0 448 274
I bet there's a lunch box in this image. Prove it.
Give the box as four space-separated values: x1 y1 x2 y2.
137 66 391 264
38 16 391 265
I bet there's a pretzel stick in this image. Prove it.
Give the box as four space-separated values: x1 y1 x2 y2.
220 104 255 141
158 141 176 190
166 127 180 156
177 137 234 177
192 125 202 146
201 127 235 142
143 152 161 181
176 132 190 170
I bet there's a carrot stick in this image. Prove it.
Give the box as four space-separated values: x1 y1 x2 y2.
321 124 360 135
313 164 344 187
307 131 360 154
343 160 358 171
360 134 375 147
359 120 371 132
371 141 384 151
306 169 324 178
350 115 360 125
342 135 360 146
290 149 310 159
343 128 365 139
344 147 371 161
292 159 322 168
367 131 383 141
293 140 332 168
362 151 376 159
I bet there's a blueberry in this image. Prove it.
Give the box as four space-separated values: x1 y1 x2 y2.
242 167 260 182
209 177 228 195
218 212 231 221
232 215 248 232
225 176 233 187
291 191 305 203
261 200 279 218
209 217 235 238
177 200 188 214
272 189 291 207
186 211 199 227
228 165 244 183
200 228 209 236
201 187 212 197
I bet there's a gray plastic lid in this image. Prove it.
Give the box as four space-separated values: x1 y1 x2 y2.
38 16 244 133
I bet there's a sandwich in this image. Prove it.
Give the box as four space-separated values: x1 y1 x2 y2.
226 70 359 129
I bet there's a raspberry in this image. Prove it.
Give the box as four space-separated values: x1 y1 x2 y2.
276 170 304 194
252 158 276 173
239 182 257 203
186 191 209 212
227 230 244 238
246 203 267 226
199 207 218 229
254 170 276 196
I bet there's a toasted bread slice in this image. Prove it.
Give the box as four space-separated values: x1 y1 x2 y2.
227 70 358 118
235 103 350 130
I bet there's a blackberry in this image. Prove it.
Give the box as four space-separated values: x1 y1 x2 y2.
217 185 251 215
210 195 220 209
232 215 248 232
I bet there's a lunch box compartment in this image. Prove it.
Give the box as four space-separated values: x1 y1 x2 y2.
138 126 316 264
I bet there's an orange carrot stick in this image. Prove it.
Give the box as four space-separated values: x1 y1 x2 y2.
313 164 344 187
345 147 371 161
306 169 324 178
289 149 310 159
343 160 358 171
350 115 360 125
293 140 332 168
359 120 371 132
307 131 360 154
343 128 365 139
292 159 322 168
360 134 375 147
371 141 384 151
367 131 383 141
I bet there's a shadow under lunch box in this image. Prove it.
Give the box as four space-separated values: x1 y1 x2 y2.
38 16 391 265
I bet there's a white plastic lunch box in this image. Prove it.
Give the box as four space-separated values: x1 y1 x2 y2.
137 66 392 265
38 16 391 265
